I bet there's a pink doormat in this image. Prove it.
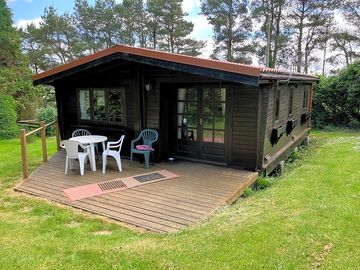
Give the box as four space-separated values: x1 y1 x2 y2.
63 170 179 201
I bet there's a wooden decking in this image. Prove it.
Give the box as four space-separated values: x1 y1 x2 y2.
15 151 258 233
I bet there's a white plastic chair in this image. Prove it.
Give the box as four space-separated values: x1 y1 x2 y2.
72 128 99 156
60 140 90 176
72 129 91 137
102 135 125 174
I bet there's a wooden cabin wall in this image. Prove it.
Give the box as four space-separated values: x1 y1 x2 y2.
55 62 141 157
54 61 263 168
230 85 259 170
260 83 312 174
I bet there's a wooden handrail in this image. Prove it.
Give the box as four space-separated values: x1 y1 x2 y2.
19 119 61 179
25 126 43 137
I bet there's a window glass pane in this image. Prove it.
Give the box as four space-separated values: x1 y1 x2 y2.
177 101 185 114
109 89 124 123
203 117 213 129
93 90 106 121
215 88 226 101
214 130 225 143
187 102 197 115
79 90 90 120
178 127 197 140
187 88 197 100
203 129 213 142
187 115 197 127
303 88 309 108
178 88 186 100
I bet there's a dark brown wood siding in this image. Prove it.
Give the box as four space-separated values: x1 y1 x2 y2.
260 83 312 173
230 85 259 170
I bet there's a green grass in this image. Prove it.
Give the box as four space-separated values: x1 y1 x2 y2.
1 131 360 269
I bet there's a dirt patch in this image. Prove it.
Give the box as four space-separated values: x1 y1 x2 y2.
65 221 82 228
93 230 112 236
312 243 334 269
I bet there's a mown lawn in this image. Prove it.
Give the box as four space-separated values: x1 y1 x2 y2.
0 131 360 269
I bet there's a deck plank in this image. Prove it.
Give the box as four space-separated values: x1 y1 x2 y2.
15 150 258 232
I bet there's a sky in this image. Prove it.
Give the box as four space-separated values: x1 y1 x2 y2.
7 0 215 58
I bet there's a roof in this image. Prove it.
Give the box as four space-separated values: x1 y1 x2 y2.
32 44 319 86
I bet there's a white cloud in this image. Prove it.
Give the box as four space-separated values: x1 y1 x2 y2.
185 14 213 58
13 17 43 29
182 0 200 13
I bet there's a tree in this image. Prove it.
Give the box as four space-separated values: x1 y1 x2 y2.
286 0 335 73
251 0 288 67
157 0 205 55
201 0 253 63
146 0 165 50
121 0 149 47
0 0 43 122
328 31 359 67
39 6 83 64
342 0 360 29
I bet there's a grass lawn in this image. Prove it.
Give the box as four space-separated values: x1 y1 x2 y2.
0 131 360 269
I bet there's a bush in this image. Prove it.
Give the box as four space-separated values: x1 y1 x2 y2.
36 106 57 136
254 177 272 190
243 187 254 197
312 62 360 128
0 95 19 139
349 119 360 130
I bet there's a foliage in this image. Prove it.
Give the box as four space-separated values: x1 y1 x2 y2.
0 95 19 139
201 0 253 63
254 176 272 190
21 0 204 72
242 187 254 197
312 61 360 128
36 106 57 136
1 131 360 268
0 0 43 120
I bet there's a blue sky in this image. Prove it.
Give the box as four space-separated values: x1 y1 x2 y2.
7 0 214 57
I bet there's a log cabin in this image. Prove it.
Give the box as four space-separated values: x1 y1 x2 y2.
33 45 319 175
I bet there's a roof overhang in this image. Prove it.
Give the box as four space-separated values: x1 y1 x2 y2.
33 45 261 86
32 44 319 87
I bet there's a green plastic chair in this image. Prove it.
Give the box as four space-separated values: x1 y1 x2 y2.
130 129 159 169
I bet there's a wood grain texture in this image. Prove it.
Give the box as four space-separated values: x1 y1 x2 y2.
15 150 257 233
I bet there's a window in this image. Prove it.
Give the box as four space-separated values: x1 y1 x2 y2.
78 88 125 124
303 87 309 109
274 87 280 121
288 87 294 116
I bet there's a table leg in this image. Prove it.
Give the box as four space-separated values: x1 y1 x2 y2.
102 141 106 152
90 143 96 171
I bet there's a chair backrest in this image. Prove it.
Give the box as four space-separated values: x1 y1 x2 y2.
72 129 91 137
140 129 158 146
115 135 125 152
60 140 81 158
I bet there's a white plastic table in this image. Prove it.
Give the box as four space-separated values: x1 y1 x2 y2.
70 135 107 172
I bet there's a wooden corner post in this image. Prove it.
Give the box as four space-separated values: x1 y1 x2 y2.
40 121 48 162
55 116 61 151
20 129 29 179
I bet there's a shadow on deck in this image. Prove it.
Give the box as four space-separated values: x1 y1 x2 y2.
15 150 258 233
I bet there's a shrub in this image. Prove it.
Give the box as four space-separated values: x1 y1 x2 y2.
36 106 57 136
254 177 272 190
312 62 360 128
349 119 360 130
0 95 19 139
243 187 254 197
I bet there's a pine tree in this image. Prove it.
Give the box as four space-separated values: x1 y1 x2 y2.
201 0 253 63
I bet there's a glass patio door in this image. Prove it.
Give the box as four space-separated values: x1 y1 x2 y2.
176 87 226 162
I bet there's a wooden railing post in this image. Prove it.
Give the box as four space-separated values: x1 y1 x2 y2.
20 129 29 179
55 117 61 151
40 121 48 162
